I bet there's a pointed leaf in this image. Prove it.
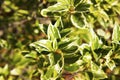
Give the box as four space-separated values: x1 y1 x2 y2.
30 40 53 51
47 23 61 41
112 24 120 43
39 24 47 34
54 17 64 28
52 39 58 51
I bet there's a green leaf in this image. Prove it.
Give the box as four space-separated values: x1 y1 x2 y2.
78 28 90 43
47 23 61 41
112 24 120 43
24 51 37 59
89 28 103 50
41 53 63 80
44 66 61 80
104 50 113 60
88 30 100 61
75 3 90 12
41 0 69 17
79 43 90 55
83 52 92 62
30 40 53 52
54 17 64 28
91 62 107 79
60 28 71 37
44 66 56 79
104 50 116 70
74 0 83 6
47 3 68 12
57 0 74 6
58 38 75 49
90 6 109 22
39 24 46 34
71 14 85 28
52 39 58 51
99 9 109 22
113 5 120 14
64 60 84 72
62 45 78 53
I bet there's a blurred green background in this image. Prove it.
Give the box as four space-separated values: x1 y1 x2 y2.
0 0 53 80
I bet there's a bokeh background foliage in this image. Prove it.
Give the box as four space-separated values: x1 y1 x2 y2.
0 0 120 80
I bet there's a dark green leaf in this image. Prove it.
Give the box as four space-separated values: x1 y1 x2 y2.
62 45 78 53
71 14 85 28
64 60 84 72
75 3 90 12
60 28 71 37
58 39 75 49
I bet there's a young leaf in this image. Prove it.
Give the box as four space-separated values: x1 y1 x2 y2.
52 39 58 51
39 24 47 34
54 17 64 28
47 23 61 41
112 24 120 43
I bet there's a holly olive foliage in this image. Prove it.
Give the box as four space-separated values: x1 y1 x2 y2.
0 0 120 80
28 0 120 80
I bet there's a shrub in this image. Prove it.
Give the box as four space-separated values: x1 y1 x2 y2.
27 0 120 80
0 0 120 80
